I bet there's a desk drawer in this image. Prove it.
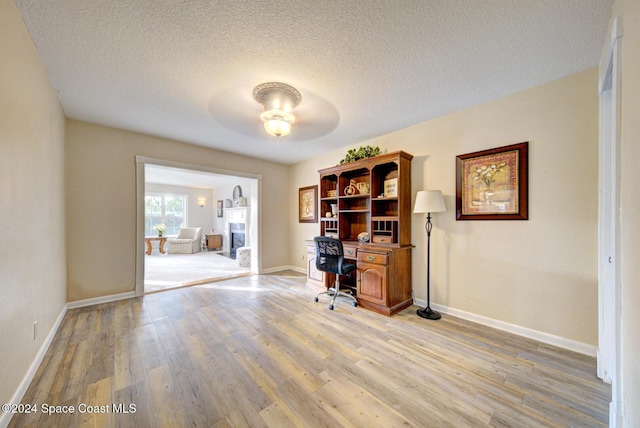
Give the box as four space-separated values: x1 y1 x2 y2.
343 245 358 259
357 251 389 265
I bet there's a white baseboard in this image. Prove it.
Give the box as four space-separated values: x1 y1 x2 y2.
67 291 136 309
414 298 597 356
0 304 68 428
261 265 306 274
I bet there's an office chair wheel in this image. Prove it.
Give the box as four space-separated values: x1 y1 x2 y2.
352 302 358 307
329 305 334 310
313 297 318 302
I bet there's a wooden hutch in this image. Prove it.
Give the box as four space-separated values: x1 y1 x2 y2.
307 151 413 316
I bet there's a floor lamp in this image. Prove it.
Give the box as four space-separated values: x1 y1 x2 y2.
413 190 446 320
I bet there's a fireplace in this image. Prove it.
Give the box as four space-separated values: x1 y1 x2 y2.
229 222 245 259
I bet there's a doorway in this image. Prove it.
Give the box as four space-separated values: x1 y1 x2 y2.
135 156 261 295
598 16 622 427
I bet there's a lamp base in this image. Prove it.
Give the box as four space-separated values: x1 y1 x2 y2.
417 306 441 320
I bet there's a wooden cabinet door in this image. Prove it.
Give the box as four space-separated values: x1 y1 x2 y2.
307 254 323 283
306 242 325 290
357 262 387 306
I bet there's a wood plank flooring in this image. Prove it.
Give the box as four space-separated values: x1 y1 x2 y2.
9 272 610 427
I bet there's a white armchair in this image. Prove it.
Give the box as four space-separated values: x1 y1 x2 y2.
167 227 202 254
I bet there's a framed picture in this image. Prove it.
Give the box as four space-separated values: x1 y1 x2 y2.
299 185 318 223
216 200 223 218
456 142 529 220
383 178 398 197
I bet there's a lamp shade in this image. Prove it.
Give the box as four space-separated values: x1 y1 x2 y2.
413 190 446 214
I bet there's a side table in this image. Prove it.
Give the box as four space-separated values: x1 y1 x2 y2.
145 236 167 255
205 234 222 251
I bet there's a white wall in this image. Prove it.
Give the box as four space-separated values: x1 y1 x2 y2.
290 69 599 348
609 0 640 424
212 181 253 244
0 0 67 412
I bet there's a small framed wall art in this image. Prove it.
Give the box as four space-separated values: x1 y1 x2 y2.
298 185 318 223
217 200 223 217
383 178 398 197
456 142 529 220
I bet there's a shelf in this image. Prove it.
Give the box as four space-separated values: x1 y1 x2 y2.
318 150 413 246
340 194 370 199
341 209 369 213
372 216 399 222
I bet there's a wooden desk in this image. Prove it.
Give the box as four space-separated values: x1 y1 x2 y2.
306 240 413 316
205 234 222 251
145 236 167 255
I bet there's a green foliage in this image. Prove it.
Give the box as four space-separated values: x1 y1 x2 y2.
338 146 382 165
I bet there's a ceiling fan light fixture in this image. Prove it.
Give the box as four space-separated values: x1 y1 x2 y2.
260 109 295 137
253 82 301 138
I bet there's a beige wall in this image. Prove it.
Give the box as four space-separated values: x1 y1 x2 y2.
65 120 290 301
290 69 599 346
0 0 67 408
610 0 640 423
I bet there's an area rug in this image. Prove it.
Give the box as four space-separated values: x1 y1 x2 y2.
144 250 250 293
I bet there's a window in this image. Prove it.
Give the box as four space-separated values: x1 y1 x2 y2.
145 193 187 236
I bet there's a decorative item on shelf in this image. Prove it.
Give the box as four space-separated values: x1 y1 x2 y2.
413 190 446 320
384 178 398 197
357 232 370 244
338 145 381 165
238 196 247 207
344 179 358 196
356 182 370 194
233 185 243 205
224 199 232 208
330 204 338 216
327 189 337 198
153 223 167 237
253 82 301 138
325 212 332 218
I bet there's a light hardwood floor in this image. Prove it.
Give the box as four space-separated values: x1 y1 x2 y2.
10 272 610 427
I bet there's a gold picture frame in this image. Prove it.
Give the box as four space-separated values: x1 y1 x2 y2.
456 142 529 220
298 185 318 223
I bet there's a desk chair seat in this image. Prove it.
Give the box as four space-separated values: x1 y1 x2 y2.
313 236 358 310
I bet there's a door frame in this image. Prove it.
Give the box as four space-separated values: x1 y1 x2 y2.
135 155 263 296
597 15 623 428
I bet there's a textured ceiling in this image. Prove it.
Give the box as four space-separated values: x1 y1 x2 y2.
15 0 613 165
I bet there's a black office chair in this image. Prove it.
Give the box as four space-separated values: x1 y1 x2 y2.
313 236 358 310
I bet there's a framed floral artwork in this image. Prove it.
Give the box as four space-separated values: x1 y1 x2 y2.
299 185 318 223
456 142 529 220
216 200 223 217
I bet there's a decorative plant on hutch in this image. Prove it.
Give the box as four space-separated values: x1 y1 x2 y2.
338 145 381 165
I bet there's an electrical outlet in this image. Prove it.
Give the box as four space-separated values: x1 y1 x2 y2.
33 321 38 340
